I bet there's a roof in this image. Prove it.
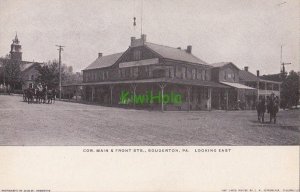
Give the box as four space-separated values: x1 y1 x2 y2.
20 62 37 71
145 42 208 65
76 78 228 88
239 70 260 81
220 81 256 90
84 52 124 70
260 74 282 82
210 62 240 70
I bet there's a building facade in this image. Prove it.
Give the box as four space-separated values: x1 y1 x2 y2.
73 34 257 111
239 67 281 102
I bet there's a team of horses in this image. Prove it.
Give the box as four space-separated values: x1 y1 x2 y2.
256 95 279 124
23 87 56 104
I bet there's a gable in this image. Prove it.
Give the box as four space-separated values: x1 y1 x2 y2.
116 46 160 64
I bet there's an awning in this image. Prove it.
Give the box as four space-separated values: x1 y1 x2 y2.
220 81 256 90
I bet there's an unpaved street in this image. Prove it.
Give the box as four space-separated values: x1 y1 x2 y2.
0 95 299 145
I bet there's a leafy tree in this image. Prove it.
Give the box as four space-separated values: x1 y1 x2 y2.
3 58 23 91
35 60 60 89
35 60 82 89
281 70 299 108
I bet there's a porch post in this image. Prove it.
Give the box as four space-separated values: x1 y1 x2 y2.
75 86 78 101
236 88 239 110
159 83 167 112
208 87 212 111
109 85 114 106
218 89 221 110
130 83 137 108
186 86 191 111
226 89 229 110
91 86 95 102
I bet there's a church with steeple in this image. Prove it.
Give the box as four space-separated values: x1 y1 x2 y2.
0 33 42 90
10 33 23 61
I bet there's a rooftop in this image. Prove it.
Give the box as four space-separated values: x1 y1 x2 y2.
144 42 208 65
84 52 123 70
239 70 260 82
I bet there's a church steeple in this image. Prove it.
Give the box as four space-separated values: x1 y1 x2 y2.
10 32 22 61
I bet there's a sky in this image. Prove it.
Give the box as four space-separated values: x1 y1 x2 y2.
0 0 299 74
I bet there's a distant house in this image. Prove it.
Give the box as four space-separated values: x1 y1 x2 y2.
239 67 281 102
211 62 257 110
0 34 42 90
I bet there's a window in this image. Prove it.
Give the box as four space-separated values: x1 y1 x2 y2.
169 67 174 78
176 66 181 78
197 69 202 80
153 69 165 78
133 67 138 78
182 67 186 79
125 68 130 78
224 71 227 80
192 69 196 80
202 70 205 80
133 49 141 60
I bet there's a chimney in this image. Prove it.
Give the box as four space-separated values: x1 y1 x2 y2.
141 34 147 42
244 66 248 72
256 70 260 77
186 45 192 53
98 53 103 58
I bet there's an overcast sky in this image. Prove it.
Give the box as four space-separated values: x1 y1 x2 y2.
0 0 299 74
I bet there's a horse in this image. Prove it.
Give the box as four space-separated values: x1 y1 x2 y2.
34 87 47 104
46 89 56 104
256 98 266 123
267 96 279 124
25 88 35 104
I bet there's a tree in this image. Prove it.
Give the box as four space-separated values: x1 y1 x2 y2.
281 70 299 108
3 58 23 91
35 60 60 89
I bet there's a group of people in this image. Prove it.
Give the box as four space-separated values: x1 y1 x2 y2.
23 83 57 104
256 93 279 123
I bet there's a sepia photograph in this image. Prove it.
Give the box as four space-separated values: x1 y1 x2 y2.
0 0 299 191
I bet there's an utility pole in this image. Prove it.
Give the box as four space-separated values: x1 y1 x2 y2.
56 45 65 99
280 45 291 77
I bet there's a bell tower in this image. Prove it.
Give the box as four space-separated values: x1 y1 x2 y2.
10 33 22 61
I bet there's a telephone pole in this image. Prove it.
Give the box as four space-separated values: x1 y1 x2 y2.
56 45 65 99
280 45 291 77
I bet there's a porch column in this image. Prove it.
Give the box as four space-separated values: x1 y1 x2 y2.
109 85 114 106
159 83 167 112
208 88 212 111
218 89 221 110
226 89 229 110
75 86 78 101
91 86 95 102
186 86 191 111
130 83 137 108
236 89 239 110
